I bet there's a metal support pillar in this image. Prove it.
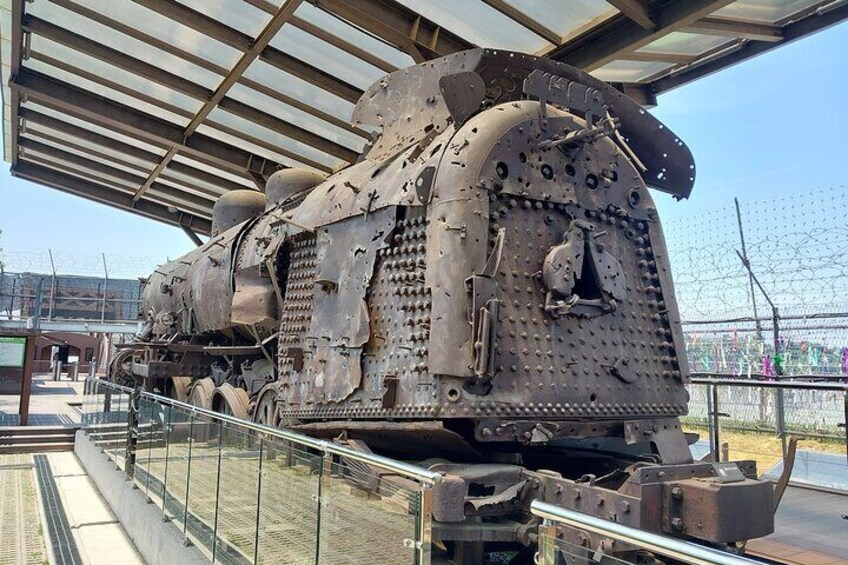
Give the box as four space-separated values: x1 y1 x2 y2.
125 388 139 480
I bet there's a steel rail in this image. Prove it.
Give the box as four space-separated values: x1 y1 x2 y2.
530 501 764 565
87 378 443 485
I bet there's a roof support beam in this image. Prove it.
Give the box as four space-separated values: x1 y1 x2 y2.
9 0 25 165
288 16 399 73
134 0 306 201
181 225 204 247
547 0 736 71
129 0 364 103
653 2 848 95
312 0 475 60
11 67 271 178
605 0 655 29
620 51 698 65
25 50 332 173
22 16 353 163
683 17 784 42
481 0 562 45
48 0 366 138
12 161 213 235
18 138 216 207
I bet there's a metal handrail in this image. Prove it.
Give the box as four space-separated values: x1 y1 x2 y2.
690 377 848 391
530 501 763 565
87 378 444 485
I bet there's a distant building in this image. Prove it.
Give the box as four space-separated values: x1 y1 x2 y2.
0 271 142 322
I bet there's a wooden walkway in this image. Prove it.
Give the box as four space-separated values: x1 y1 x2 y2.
747 486 848 565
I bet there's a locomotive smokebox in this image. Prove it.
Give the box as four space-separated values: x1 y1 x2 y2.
265 168 326 211
211 189 266 236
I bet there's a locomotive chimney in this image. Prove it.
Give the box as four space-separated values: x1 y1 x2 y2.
265 168 326 211
210 190 266 236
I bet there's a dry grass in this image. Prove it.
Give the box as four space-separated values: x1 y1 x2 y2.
682 424 844 474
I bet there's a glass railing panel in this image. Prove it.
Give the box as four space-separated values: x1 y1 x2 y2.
133 397 156 496
767 387 847 491
103 389 130 471
183 415 222 559
317 454 420 565
255 438 321 565
163 407 193 529
537 526 637 565
141 401 171 505
213 422 261 564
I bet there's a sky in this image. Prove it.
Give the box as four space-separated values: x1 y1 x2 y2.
0 21 846 277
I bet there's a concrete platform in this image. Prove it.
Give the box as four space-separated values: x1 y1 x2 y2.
0 451 143 565
0 377 84 426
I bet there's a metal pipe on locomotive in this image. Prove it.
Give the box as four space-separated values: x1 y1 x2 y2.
114 50 774 563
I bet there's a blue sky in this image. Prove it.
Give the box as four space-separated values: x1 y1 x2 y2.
0 21 846 275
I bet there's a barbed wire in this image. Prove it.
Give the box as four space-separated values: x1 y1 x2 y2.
665 185 848 322
666 185 848 377
0 247 172 279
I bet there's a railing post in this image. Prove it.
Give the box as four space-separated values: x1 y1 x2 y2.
418 485 433 565
711 384 721 462
182 414 195 537
125 387 139 480
252 435 265 565
314 451 333 565
211 421 224 563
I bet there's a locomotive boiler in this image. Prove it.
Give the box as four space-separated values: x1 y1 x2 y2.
115 49 774 563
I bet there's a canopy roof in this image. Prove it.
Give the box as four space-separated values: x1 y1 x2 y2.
1 0 845 237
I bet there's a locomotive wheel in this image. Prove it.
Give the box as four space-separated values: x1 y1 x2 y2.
254 385 281 427
170 376 192 402
189 377 216 410
109 350 135 387
212 383 250 420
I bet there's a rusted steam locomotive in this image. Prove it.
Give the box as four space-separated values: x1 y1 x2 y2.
115 49 774 563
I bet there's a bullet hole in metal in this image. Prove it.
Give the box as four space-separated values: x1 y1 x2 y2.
447 388 460 402
541 164 553 180
585 174 599 190
629 189 641 208
590 393 597 402
371 167 382 179
519 152 527 163
565 164 576 177
496 161 509 180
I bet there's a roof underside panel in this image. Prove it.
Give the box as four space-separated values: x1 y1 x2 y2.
0 0 845 234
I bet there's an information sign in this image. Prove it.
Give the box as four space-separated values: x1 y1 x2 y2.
0 337 26 368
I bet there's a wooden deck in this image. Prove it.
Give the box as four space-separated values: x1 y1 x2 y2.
747 486 848 564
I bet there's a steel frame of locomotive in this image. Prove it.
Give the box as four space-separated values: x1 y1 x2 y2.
111 50 780 563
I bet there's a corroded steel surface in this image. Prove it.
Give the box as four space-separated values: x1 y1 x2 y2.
122 49 773 562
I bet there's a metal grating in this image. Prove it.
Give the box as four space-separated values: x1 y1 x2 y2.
0 455 48 565
33 453 83 565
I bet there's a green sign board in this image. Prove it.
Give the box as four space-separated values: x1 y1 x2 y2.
0 337 26 368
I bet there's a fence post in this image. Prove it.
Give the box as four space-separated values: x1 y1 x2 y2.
710 384 721 462
125 387 139 480
773 307 788 457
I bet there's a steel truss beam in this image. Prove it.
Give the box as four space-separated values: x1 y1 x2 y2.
605 0 655 30
481 0 561 45
312 0 475 60
134 0 307 201
12 67 274 179
46 0 366 139
18 137 220 205
24 50 331 174
652 3 848 95
548 0 736 71
12 161 212 234
21 15 355 163
683 17 783 42
130 0 363 103
21 107 248 193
